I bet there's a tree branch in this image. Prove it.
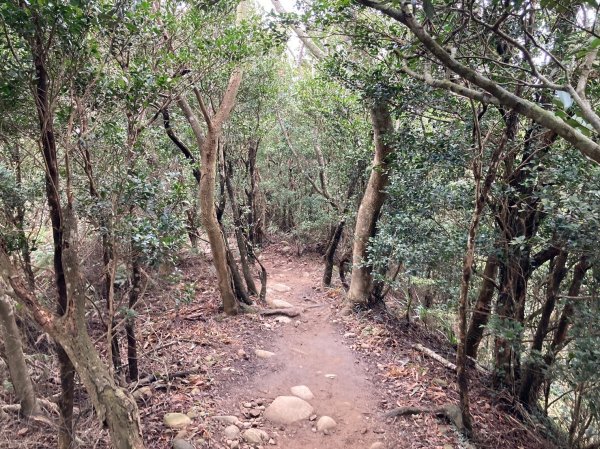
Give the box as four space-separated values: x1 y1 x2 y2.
356 0 600 164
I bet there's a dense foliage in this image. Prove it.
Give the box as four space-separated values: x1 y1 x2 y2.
0 0 598 448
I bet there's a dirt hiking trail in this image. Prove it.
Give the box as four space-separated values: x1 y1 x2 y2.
214 249 391 449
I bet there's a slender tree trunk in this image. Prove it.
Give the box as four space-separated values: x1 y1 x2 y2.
246 141 265 247
0 295 39 417
225 160 258 296
493 124 553 388
201 132 239 314
11 145 36 290
323 219 345 287
346 102 394 309
78 107 122 374
126 255 142 381
456 102 513 436
32 36 74 449
519 255 590 408
465 255 498 358
518 250 568 407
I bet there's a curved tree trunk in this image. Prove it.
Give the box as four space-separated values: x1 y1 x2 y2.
200 132 239 314
346 102 394 309
0 209 146 449
0 295 39 417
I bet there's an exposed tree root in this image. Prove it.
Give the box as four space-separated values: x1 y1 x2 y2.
384 403 464 432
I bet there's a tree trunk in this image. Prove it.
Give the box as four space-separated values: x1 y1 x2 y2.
126 255 142 381
0 210 146 449
225 160 258 296
323 219 345 287
246 141 266 247
11 145 36 290
177 69 243 315
346 102 394 309
0 295 39 417
493 124 554 388
518 250 568 407
32 34 74 449
78 109 122 374
201 132 239 314
519 255 590 408
465 255 498 358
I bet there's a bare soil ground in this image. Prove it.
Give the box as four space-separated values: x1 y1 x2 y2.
1 243 555 449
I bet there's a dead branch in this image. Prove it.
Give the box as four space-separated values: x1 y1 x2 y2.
385 403 464 432
413 343 490 375
413 343 457 370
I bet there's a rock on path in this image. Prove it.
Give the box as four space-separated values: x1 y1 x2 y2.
271 283 292 293
172 439 194 449
290 385 314 401
243 428 269 444
224 425 241 439
316 416 337 433
264 396 314 424
163 413 191 429
255 349 276 359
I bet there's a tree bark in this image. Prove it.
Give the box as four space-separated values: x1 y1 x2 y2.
519 256 591 408
0 210 146 449
246 141 265 247
346 102 394 309
225 160 258 296
0 295 39 417
31 31 74 449
518 250 568 407
177 69 243 315
455 102 508 436
465 255 498 358
492 124 555 388
126 255 142 381
323 219 345 287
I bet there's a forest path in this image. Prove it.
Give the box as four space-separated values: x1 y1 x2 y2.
216 247 387 449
